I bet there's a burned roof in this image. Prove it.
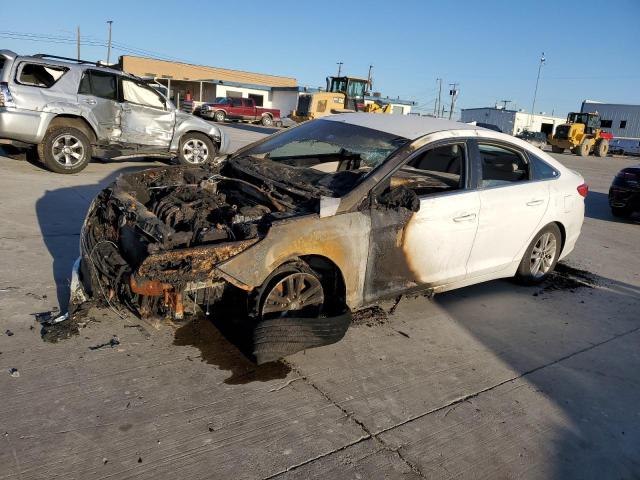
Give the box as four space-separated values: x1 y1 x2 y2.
323 112 478 140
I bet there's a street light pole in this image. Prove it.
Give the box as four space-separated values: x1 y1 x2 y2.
529 52 546 128
106 20 113 64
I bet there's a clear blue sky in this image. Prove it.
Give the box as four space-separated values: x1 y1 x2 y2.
2 0 639 118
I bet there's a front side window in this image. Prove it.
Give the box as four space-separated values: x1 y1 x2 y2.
18 63 68 88
388 143 466 196
231 98 243 107
479 143 529 187
214 97 230 104
122 79 164 109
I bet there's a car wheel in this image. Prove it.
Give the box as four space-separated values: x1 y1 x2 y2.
38 126 92 174
177 133 217 166
515 224 562 285
551 145 565 154
261 115 273 127
595 139 609 157
213 110 226 123
611 206 632 218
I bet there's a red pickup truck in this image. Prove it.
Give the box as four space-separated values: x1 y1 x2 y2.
200 97 280 126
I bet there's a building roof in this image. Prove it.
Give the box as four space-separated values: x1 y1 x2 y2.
120 55 297 87
583 99 640 108
323 112 476 139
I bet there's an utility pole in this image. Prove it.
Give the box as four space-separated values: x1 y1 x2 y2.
434 78 442 117
106 20 113 64
76 26 80 61
529 52 546 127
500 99 512 110
336 61 343 77
367 64 374 91
448 83 459 120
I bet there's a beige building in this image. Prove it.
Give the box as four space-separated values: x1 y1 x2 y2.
118 55 299 114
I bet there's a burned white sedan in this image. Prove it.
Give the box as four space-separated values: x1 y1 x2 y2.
71 113 586 362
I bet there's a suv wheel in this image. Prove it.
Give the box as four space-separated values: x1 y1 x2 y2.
178 133 217 166
39 126 92 174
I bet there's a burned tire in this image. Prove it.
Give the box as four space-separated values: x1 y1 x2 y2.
595 139 609 157
551 145 565 154
250 261 350 363
177 132 217 166
213 110 226 123
515 223 562 285
260 115 273 127
38 126 92 174
574 141 590 157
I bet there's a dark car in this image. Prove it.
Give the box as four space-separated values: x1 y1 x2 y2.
609 164 640 218
516 130 549 149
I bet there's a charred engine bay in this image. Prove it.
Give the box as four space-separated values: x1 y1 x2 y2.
79 157 362 317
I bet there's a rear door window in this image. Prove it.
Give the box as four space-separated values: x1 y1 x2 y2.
18 63 68 88
478 143 530 187
529 153 559 180
78 70 118 101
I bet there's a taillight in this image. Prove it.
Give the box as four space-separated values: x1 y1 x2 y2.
0 82 15 107
577 183 589 198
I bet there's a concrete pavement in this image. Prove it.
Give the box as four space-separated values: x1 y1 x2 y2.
0 127 638 479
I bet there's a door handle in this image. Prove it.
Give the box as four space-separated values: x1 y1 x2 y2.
453 213 476 222
83 98 97 105
526 199 544 206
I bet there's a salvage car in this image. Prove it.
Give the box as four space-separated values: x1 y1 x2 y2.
609 164 639 218
0 50 228 173
69 113 587 363
199 97 280 126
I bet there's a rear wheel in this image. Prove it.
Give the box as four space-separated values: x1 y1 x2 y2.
551 145 565 154
177 133 216 166
261 115 273 127
515 224 562 285
38 126 91 174
595 138 609 157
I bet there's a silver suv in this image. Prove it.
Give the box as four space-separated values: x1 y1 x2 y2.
0 51 229 174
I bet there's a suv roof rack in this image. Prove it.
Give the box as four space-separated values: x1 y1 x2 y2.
31 53 121 69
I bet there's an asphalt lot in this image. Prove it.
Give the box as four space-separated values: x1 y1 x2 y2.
0 124 639 480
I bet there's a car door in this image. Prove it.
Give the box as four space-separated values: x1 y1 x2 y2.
119 77 174 148
363 141 480 303
465 141 550 276
77 69 121 141
229 97 244 119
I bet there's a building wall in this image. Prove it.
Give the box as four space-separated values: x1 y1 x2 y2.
461 108 564 135
272 90 299 117
215 85 273 108
582 101 640 139
120 55 296 87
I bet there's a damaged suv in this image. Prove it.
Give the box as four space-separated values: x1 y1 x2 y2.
70 113 586 363
0 51 228 173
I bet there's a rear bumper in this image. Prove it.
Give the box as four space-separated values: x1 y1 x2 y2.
0 108 50 144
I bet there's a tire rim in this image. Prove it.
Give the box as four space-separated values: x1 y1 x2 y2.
530 232 556 278
215 112 224 122
52 134 85 168
182 139 209 164
263 116 272 126
262 272 324 319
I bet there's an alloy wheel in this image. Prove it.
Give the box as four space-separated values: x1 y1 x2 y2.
182 139 209 164
51 134 85 168
262 272 324 319
530 232 557 278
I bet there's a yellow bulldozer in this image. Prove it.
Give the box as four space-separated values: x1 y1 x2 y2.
549 112 613 157
291 76 392 122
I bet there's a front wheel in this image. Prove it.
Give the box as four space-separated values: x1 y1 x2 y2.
177 133 217 166
515 224 562 285
38 126 92 174
213 110 226 123
574 141 590 157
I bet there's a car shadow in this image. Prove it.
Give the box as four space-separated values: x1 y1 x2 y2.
584 190 639 223
35 165 156 312
433 266 640 478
